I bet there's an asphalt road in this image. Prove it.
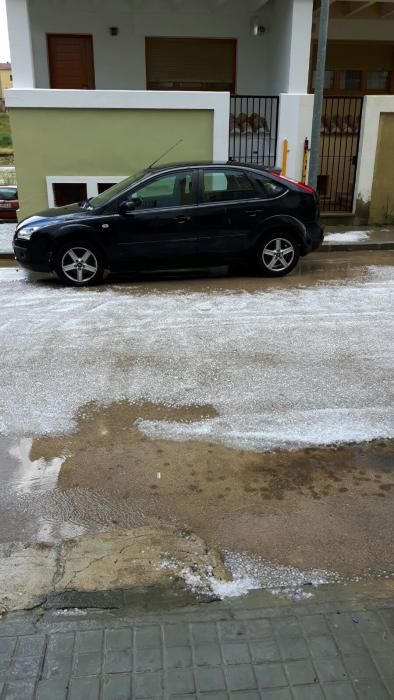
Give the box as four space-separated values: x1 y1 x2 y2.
0 251 393 606
0 222 15 253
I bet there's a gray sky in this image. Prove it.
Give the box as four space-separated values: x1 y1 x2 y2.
0 0 11 63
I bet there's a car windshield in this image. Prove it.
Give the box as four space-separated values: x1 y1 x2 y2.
88 170 148 208
0 188 17 201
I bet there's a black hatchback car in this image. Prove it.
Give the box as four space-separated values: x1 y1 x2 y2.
13 162 323 286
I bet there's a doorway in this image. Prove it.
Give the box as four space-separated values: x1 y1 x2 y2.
47 34 95 89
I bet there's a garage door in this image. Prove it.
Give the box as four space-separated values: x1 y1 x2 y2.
146 37 236 92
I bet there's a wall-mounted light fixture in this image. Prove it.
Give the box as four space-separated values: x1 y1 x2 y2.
251 17 266 36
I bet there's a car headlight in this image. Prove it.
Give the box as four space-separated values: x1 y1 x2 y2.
17 226 41 240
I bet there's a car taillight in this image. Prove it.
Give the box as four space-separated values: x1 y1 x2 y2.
295 182 316 194
271 173 316 194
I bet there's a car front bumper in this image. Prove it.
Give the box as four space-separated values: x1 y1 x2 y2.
13 240 52 272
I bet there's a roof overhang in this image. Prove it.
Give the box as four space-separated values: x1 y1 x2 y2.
313 0 394 19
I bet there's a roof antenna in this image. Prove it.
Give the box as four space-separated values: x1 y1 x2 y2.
147 139 183 169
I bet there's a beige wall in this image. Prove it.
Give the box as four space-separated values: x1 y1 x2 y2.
9 107 214 218
370 113 394 224
0 69 13 108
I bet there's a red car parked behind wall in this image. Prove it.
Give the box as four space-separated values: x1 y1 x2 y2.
0 186 18 221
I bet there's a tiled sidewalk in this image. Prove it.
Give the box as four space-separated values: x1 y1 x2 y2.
0 591 392 700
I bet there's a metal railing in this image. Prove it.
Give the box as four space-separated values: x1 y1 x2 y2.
229 95 279 167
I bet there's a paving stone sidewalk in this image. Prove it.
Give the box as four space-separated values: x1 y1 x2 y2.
0 586 393 700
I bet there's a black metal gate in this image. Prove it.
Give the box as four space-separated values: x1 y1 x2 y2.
318 96 364 213
229 95 279 167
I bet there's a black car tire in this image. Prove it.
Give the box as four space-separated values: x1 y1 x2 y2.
53 241 105 287
255 232 300 277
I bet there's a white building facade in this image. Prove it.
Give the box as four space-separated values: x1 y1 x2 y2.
5 0 394 221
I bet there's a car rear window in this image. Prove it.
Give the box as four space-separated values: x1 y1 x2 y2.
202 169 257 203
0 188 17 201
253 176 285 199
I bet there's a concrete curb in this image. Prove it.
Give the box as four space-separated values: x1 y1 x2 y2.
40 579 394 619
321 242 394 252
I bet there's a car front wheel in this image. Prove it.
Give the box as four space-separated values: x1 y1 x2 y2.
256 234 300 277
53 242 104 287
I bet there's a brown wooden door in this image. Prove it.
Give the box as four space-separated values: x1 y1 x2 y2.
47 34 95 89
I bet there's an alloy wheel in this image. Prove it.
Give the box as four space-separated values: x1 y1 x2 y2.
262 237 295 272
61 247 99 284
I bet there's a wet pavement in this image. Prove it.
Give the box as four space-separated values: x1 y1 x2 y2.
4 404 391 578
0 581 393 700
0 223 15 253
323 227 394 247
0 250 393 609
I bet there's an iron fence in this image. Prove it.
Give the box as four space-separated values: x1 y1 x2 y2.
318 96 364 213
229 95 279 167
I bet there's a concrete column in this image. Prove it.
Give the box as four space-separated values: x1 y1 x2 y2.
5 0 35 88
276 93 314 180
267 0 313 95
288 0 314 94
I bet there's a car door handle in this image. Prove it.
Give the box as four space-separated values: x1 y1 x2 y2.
176 215 191 224
245 210 262 217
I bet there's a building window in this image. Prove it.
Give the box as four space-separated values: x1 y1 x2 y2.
312 70 334 90
97 182 116 194
52 182 87 207
339 70 362 91
367 71 389 91
46 177 126 208
146 37 236 93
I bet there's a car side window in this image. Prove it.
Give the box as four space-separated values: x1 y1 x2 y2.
127 172 193 209
201 170 257 204
252 175 286 199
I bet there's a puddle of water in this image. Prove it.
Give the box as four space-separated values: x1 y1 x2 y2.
0 400 393 603
0 436 65 494
20 401 394 579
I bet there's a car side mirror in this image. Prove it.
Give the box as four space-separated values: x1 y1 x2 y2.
118 199 139 216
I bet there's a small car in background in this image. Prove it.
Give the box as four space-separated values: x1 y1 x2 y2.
0 185 18 221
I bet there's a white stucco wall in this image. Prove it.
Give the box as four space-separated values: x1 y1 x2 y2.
268 0 313 94
21 0 315 95
5 0 35 88
276 93 314 180
266 0 294 95
27 0 273 93
288 0 313 93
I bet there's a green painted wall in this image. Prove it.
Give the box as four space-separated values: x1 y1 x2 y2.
9 108 214 218
370 114 394 224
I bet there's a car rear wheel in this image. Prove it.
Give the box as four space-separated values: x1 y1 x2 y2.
256 234 300 277
54 243 104 287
